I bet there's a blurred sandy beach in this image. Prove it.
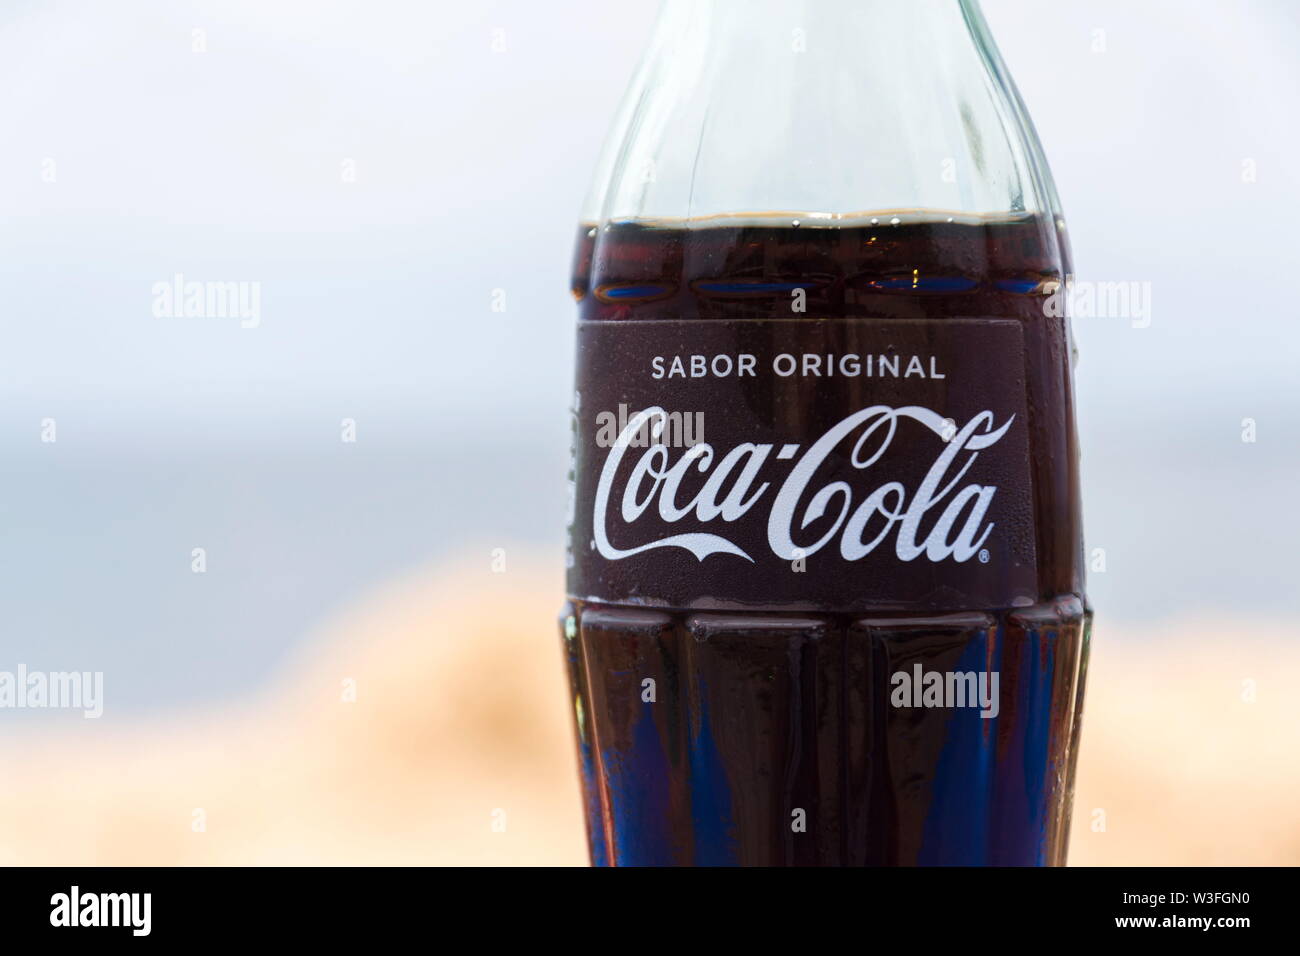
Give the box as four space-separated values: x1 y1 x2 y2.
1 552 1296 867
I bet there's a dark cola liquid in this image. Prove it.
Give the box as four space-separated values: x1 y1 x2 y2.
561 214 1089 866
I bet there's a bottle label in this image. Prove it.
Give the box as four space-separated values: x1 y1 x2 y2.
568 318 1037 611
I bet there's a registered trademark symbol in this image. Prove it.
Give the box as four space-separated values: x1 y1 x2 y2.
978 548 990 564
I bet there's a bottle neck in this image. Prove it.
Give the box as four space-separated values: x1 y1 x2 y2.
662 0 978 44
585 0 1059 225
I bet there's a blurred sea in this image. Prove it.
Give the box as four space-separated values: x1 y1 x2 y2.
3 397 1297 721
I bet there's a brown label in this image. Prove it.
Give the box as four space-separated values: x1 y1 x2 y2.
567 318 1037 612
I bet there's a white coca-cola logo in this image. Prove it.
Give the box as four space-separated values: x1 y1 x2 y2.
593 405 1014 564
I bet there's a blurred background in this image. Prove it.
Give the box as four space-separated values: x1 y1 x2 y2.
0 0 1297 865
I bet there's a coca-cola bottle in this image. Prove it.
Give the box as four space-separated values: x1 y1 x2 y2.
560 0 1089 866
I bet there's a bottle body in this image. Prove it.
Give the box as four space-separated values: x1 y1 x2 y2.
561 0 1088 866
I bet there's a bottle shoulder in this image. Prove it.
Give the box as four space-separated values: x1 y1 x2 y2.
572 213 1066 320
